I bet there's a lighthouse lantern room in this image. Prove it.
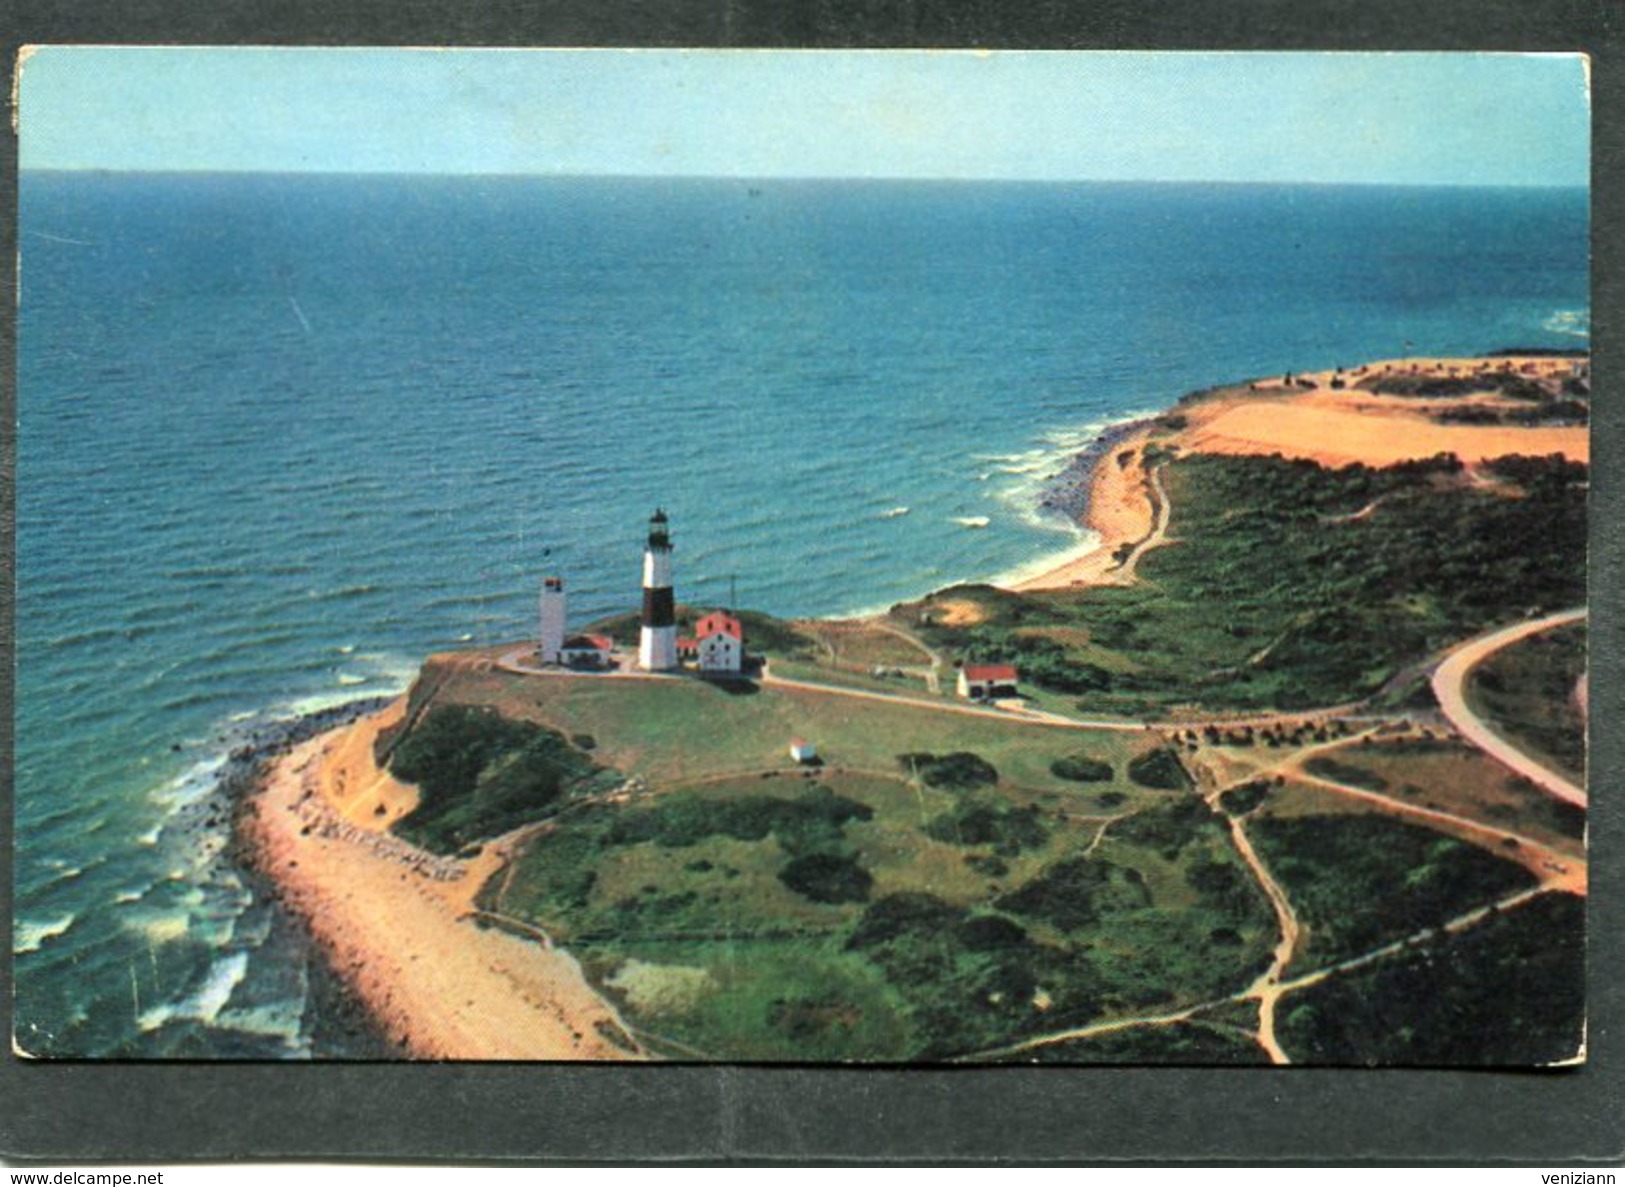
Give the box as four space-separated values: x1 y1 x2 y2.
638 509 679 671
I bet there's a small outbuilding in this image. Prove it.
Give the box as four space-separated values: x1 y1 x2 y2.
789 738 818 764
559 634 614 669
958 663 1019 700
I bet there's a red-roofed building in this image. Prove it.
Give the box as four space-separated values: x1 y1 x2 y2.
559 633 614 669
695 611 743 641
693 610 745 673
957 663 1018 700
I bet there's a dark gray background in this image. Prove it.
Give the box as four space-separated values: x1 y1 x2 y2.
2 0 1620 1164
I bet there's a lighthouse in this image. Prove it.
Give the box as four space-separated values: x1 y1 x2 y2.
638 509 679 671
538 576 566 665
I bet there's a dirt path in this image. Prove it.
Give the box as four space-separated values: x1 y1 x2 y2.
1290 768 1585 895
759 664 1147 732
869 620 944 694
1430 608 1587 807
1223 813 1300 1064
497 639 1399 736
1112 460 1172 580
1275 884 1553 998
1186 747 1305 1066
961 993 1238 1062
1319 495 1388 524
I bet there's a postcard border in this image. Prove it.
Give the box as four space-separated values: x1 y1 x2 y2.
2 0 1621 1165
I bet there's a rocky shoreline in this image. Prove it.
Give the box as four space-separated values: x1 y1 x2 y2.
1035 416 1155 524
218 696 399 1059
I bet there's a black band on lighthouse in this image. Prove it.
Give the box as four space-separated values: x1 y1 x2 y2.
642 586 675 627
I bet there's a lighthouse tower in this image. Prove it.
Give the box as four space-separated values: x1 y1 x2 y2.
638 509 678 671
538 576 567 665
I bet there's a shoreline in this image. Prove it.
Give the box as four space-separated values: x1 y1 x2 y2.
234 349 1588 1060
1008 416 1162 592
1006 352 1589 593
213 697 401 1059
233 694 640 1060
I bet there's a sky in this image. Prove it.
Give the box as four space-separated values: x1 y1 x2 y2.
17 48 1590 186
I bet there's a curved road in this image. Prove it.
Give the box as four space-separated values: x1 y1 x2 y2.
1430 608 1587 808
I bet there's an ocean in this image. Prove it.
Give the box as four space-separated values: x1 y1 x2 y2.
13 172 1589 1057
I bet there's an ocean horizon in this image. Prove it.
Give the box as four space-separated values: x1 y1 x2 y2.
14 171 1589 1057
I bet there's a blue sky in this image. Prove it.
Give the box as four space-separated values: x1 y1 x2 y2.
18 48 1589 185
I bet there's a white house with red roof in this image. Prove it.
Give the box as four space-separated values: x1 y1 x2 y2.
682 609 745 674
957 662 1019 700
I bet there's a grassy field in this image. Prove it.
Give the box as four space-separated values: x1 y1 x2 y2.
491 762 1278 1059
1318 736 1586 858
405 667 1285 1062
1466 621 1587 787
372 659 1280 1058
769 657 939 699
371 650 1584 1062
795 619 936 668
425 659 1162 796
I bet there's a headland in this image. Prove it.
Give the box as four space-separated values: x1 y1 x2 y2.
1015 353 1589 593
235 350 1590 1064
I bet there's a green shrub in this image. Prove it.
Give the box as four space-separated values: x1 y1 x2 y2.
1051 754 1115 782
1184 858 1265 919
1219 781 1270 816
961 628 1113 694
923 800 1049 856
1249 814 1538 971
898 751 999 790
1127 747 1190 790
1110 797 1219 860
389 704 608 853
956 914 1028 951
1277 893 1583 1065
847 893 964 950
844 891 1107 1058
779 853 873 904
606 785 873 851
996 857 1150 933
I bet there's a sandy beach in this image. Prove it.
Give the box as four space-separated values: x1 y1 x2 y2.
1011 420 1160 591
1013 354 1588 592
239 696 639 1060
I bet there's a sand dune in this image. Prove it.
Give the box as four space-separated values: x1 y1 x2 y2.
1013 356 1587 592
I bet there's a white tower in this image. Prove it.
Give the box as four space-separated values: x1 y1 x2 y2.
638 509 678 671
538 576 567 665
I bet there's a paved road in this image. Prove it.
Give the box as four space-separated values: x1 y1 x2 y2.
1429 608 1587 808
496 644 1389 736
496 644 1149 731
760 666 1148 732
